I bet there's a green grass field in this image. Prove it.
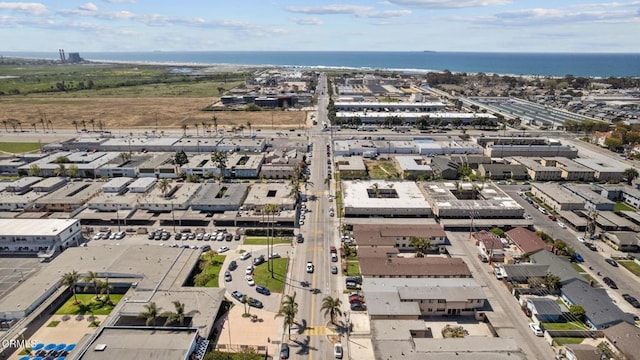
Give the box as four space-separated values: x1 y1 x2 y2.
571 263 585 273
346 262 360 276
619 261 640 277
54 294 123 315
196 253 226 287
366 160 400 179
614 202 635 212
542 321 587 330
0 142 43 153
251 258 288 293
243 236 291 245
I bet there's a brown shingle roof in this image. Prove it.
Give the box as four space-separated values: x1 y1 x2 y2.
603 322 640 360
473 230 502 250
506 227 548 254
358 256 471 278
353 223 445 247
357 247 400 259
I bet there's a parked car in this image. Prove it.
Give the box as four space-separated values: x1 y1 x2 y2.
349 295 364 304
253 255 265 265
572 253 584 263
200 245 211 252
240 252 251 260
331 265 338 274
622 294 640 308
245 265 254 275
577 236 585 243
529 322 543 337
585 243 597 251
605 258 619 267
217 246 229 253
269 252 281 259
228 260 237 271
231 290 244 302
603 277 618 289
350 302 366 311
224 271 232 282
296 234 304 243
248 297 263 308
256 286 271 295
174 233 182 240
346 276 363 284
346 281 361 290
245 275 255 286
557 222 567 229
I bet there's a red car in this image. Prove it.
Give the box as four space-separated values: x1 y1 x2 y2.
349 295 364 304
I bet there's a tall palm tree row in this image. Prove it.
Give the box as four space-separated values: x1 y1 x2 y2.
137 302 161 326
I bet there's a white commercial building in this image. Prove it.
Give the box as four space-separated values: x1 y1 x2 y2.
0 219 82 257
342 180 431 217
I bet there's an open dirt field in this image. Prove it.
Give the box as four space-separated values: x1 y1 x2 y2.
0 97 306 130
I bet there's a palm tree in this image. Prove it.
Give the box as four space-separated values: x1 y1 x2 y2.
68 164 79 178
242 295 249 315
54 164 67 177
545 274 562 292
194 123 199 137
246 120 252 136
211 151 228 180
2 120 8 132
161 300 200 326
83 271 100 300
71 120 79 132
320 296 343 326
213 116 218 134
90 119 95 132
31 122 37 132
624 167 639 185
182 124 187 137
61 270 80 305
201 121 208 135
138 302 162 326
28 164 41 176
98 277 113 304
275 292 298 339
264 203 278 278
81 119 87 131
409 236 431 257
48 119 53 132
158 178 170 198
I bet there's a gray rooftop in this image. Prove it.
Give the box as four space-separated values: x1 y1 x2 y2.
421 181 522 212
530 251 581 283
78 327 198 360
394 156 432 172
243 182 296 209
561 278 635 329
34 182 103 205
532 183 585 205
342 180 430 212
190 182 249 207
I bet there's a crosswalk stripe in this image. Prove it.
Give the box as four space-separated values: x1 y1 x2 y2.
303 325 325 336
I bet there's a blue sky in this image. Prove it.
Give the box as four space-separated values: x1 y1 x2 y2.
0 0 638 52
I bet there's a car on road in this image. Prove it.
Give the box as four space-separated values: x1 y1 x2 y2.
296 234 304 243
334 343 343 359
299 219 305 226
231 290 244 302
228 260 237 271
605 258 619 267
280 343 289 359
217 246 229 253
329 208 335 217
331 265 338 274
585 243 597 251
256 286 271 295
603 277 618 289
224 271 232 282
529 322 543 336
200 245 211 252
240 252 251 260
306 262 314 273
557 222 567 229
577 236 585 243
350 302 366 311
245 265 254 275
248 297 263 308
269 252 281 259
245 275 255 286
622 294 640 308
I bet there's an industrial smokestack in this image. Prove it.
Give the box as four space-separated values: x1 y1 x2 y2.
61 49 66 63
58 49 64 63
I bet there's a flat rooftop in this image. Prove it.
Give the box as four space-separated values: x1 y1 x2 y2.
0 218 78 236
532 183 585 205
421 181 522 213
34 182 103 205
342 180 430 211
190 182 249 207
243 182 296 209
78 327 197 360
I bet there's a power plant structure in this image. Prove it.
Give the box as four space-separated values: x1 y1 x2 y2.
58 49 83 63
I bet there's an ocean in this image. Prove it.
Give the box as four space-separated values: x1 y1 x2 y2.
2 51 639 78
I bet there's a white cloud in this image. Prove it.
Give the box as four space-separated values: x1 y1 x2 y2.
386 0 510 9
0 2 47 16
292 17 323 25
491 7 638 25
285 4 410 18
103 0 135 3
570 1 640 9
79 3 98 12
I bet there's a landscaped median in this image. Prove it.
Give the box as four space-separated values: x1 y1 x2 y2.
243 236 292 245
619 260 640 277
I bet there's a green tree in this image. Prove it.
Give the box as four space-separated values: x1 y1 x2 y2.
182 124 188 137
54 156 70 164
83 271 100 300
624 167 639 185
242 295 249 315
489 228 505 238
544 274 562 292
68 164 79 178
409 236 431 257
137 302 162 326
54 164 67 177
158 178 170 197
28 164 41 176
174 150 189 166
161 300 200 326
320 296 343 326
98 277 113 304
211 151 228 180
569 304 585 321
61 270 80 304
246 120 252 136
213 115 218 134
604 137 624 152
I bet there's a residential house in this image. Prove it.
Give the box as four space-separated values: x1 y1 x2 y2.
602 231 639 252
526 298 565 322
472 230 505 262
505 227 549 256
564 344 604 360
477 163 528 180
498 264 549 284
592 131 613 147
353 223 447 252
602 322 640 360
